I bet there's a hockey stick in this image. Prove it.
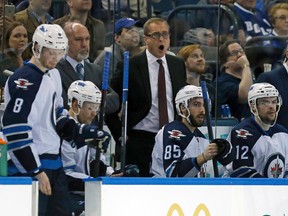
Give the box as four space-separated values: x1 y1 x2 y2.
200 81 219 177
120 51 129 171
92 51 111 177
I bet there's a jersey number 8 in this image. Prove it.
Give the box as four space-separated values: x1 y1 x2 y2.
13 98 24 113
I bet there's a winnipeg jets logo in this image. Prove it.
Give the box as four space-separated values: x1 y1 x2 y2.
271 163 283 178
14 78 33 89
236 129 252 139
168 130 186 140
264 154 285 178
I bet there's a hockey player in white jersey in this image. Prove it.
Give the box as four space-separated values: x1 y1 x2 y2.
151 85 233 177
225 83 288 178
62 80 141 213
61 80 114 214
1 24 110 216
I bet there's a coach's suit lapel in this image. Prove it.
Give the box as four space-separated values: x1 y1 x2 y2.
61 59 79 82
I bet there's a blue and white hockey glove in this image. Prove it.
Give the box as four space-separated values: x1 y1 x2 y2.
96 130 111 153
86 130 111 153
56 116 110 148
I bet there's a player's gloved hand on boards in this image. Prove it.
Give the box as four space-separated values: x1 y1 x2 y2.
124 164 140 177
212 138 235 166
112 164 140 177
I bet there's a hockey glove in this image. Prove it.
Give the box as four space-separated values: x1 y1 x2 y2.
56 115 109 144
86 130 111 153
212 138 235 166
112 164 140 177
97 131 111 153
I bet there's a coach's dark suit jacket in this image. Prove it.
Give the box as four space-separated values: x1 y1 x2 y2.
56 58 119 114
110 50 187 131
256 65 288 129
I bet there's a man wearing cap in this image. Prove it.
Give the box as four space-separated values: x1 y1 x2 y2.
95 17 144 163
94 17 144 79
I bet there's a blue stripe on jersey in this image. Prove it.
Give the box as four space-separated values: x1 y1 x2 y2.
8 158 62 175
165 160 177 177
3 125 31 134
230 166 262 178
40 157 62 169
7 140 32 150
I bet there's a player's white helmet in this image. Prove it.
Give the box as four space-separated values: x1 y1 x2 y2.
68 80 102 108
32 24 68 58
248 83 282 126
175 85 203 122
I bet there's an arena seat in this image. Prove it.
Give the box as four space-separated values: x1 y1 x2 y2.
244 36 288 79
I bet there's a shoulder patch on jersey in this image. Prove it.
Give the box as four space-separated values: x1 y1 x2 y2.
168 129 186 140
235 128 253 139
14 78 33 89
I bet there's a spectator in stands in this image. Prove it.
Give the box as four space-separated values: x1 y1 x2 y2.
54 0 105 62
269 3 288 36
101 0 161 20
177 44 206 86
0 22 29 71
94 17 144 79
256 46 288 130
14 0 53 42
0 22 30 87
233 0 272 40
266 3 288 49
215 39 253 121
108 17 187 176
224 83 288 178
56 22 119 113
177 44 216 117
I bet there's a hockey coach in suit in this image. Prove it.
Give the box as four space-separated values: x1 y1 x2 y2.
108 17 187 177
56 22 119 114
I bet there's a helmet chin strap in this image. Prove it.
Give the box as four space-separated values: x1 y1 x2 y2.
71 105 80 117
32 48 49 71
179 107 192 126
253 107 278 131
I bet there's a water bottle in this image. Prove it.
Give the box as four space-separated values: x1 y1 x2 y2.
221 104 231 118
0 135 7 176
